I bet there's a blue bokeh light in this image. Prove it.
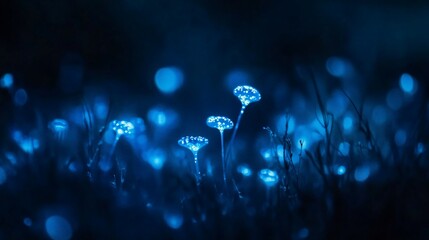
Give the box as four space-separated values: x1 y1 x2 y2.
326 57 352 78
12 130 40 154
386 89 403 110
260 147 273 162
354 166 370 182
0 73 14 88
399 73 416 94
326 90 348 117
147 106 179 128
94 97 108 120
45 215 73 240
154 67 184 94
298 227 309 239
23 217 33 227
14 88 28 106
343 116 353 132
339 142 350 156
258 169 279 187
237 164 253 177
395 129 407 146
336 165 347 175
142 148 166 170
163 212 184 230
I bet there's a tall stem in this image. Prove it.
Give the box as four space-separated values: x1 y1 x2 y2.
220 130 226 185
193 151 201 186
226 105 246 164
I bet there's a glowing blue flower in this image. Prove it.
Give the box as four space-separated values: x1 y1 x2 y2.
178 136 209 185
206 116 234 132
258 169 279 187
233 85 261 109
111 120 135 138
237 164 252 177
178 136 209 153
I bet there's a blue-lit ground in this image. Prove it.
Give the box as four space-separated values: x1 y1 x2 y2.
1 1 429 239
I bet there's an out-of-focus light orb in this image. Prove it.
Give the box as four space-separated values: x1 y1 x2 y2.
354 166 370 182
399 73 417 94
12 130 40 154
206 116 234 132
339 142 350 156
386 89 403 110
336 165 347 175
415 143 425 155
163 212 184 230
395 129 407 146
258 169 279 187
233 85 261 109
326 57 352 78
237 164 252 177
326 90 348 117
143 148 166 170
154 67 184 94
45 215 73 240
225 69 251 91
0 167 7 185
260 147 273 162
98 158 113 172
298 227 309 239
178 136 209 153
275 115 295 134
147 106 179 128
14 88 28 106
23 217 32 227
343 116 353 131
94 97 108 120
111 120 135 138
0 73 13 88
5 152 17 165
372 106 387 125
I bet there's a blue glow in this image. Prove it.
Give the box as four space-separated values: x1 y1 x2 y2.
326 90 348 117
399 73 416 94
395 129 407 146
5 152 17 165
206 116 234 132
237 164 252 176
386 89 403 110
260 147 273 162
298 228 309 238
0 73 13 88
163 212 184 229
94 97 108 120
12 130 40 154
415 143 425 155
48 118 69 133
45 215 72 240
339 142 350 156
258 169 279 187
343 116 353 131
68 162 80 173
233 85 261 108
155 67 184 94
372 106 387 125
143 148 166 170
326 57 351 77
336 165 346 175
98 158 113 172
206 160 213 176
225 69 251 91
354 166 370 182
14 88 28 106
147 106 179 128
275 115 295 134
111 120 135 138
178 136 209 153
23 217 32 227
0 167 7 185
